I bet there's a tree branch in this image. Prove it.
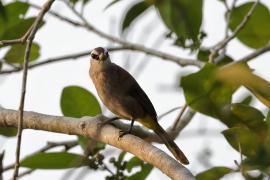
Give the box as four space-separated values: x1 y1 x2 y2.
27 2 203 68
0 47 125 75
238 43 270 63
13 0 56 179
0 107 194 180
209 0 259 62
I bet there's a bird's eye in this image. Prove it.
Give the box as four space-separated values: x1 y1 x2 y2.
91 53 99 60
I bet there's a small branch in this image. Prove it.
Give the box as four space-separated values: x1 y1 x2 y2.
209 0 259 62
0 26 33 47
3 140 78 172
238 43 270 63
172 104 188 131
28 2 203 67
0 107 194 180
13 0 56 179
0 47 125 75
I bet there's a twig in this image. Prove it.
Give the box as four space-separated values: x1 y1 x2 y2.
0 26 33 47
4 140 78 172
238 43 270 63
61 1 203 68
209 0 259 63
158 106 181 120
14 169 34 180
172 104 188 131
0 47 125 75
0 152 4 180
13 1 56 179
0 107 195 180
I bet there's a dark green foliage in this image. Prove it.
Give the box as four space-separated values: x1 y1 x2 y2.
121 1 150 32
229 2 270 49
4 43 40 64
21 152 91 169
154 0 203 48
196 166 233 180
60 85 101 118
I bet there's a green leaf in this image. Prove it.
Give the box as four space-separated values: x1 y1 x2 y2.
0 127 17 137
126 156 142 172
21 152 91 169
0 2 29 38
222 127 260 157
1 17 37 40
239 95 253 105
0 1 6 20
118 151 126 163
230 103 266 135
181 63 234 119
104 0 123 10
78 136 106 155
216 63 270 108
197 49 234 66
154 0 203 47
229 2 270 49
0 62 2 71
127 163 153 180
60 86 101 118
196 166 232 180
121 1 149 32
4 43 40 64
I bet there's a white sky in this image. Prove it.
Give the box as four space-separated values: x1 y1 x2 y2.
0 0 270 179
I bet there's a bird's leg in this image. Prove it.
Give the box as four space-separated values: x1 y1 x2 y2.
119 119 135 138
98 116 120 128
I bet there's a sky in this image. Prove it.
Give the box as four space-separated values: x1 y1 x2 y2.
0 0 270 179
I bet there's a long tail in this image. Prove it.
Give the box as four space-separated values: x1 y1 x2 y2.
153 123 189 165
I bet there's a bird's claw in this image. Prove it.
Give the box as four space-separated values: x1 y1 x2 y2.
118 130 131 140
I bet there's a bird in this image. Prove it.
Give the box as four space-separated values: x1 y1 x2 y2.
89 47 189 165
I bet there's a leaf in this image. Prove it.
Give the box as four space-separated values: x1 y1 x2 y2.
126 156 142 172
239 95 253 105
60 86 101 118
21 152 91 169
216 63 270 108
104 0 123 10
154 0 203 47
222 127 260 157
0 127 17 137
229 2 270 49
0 62 2 71
0 2 29 38
4 43 40 64
127 163 153 180
0 1 6 20
181 63 234 119
78 136 106 155
121 1 149 32
1 17 38 40
197 49 234 66
196 166 233 180
230 103 266 135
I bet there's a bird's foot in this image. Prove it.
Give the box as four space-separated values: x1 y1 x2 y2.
98 117 119 128
118 129 131 140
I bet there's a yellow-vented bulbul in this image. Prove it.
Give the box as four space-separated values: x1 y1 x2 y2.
89 47 189 165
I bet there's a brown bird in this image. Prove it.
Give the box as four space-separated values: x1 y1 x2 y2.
89 47 189 165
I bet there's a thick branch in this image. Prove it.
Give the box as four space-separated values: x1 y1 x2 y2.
0 107 194 180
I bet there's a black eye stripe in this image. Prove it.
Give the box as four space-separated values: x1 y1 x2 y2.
91 54 99 60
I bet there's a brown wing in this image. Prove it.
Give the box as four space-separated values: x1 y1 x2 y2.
112 63 158 121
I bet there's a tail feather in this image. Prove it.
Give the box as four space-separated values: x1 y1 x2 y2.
153 123 189 165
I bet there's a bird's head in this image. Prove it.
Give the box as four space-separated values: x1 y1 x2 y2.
90 47 109 62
